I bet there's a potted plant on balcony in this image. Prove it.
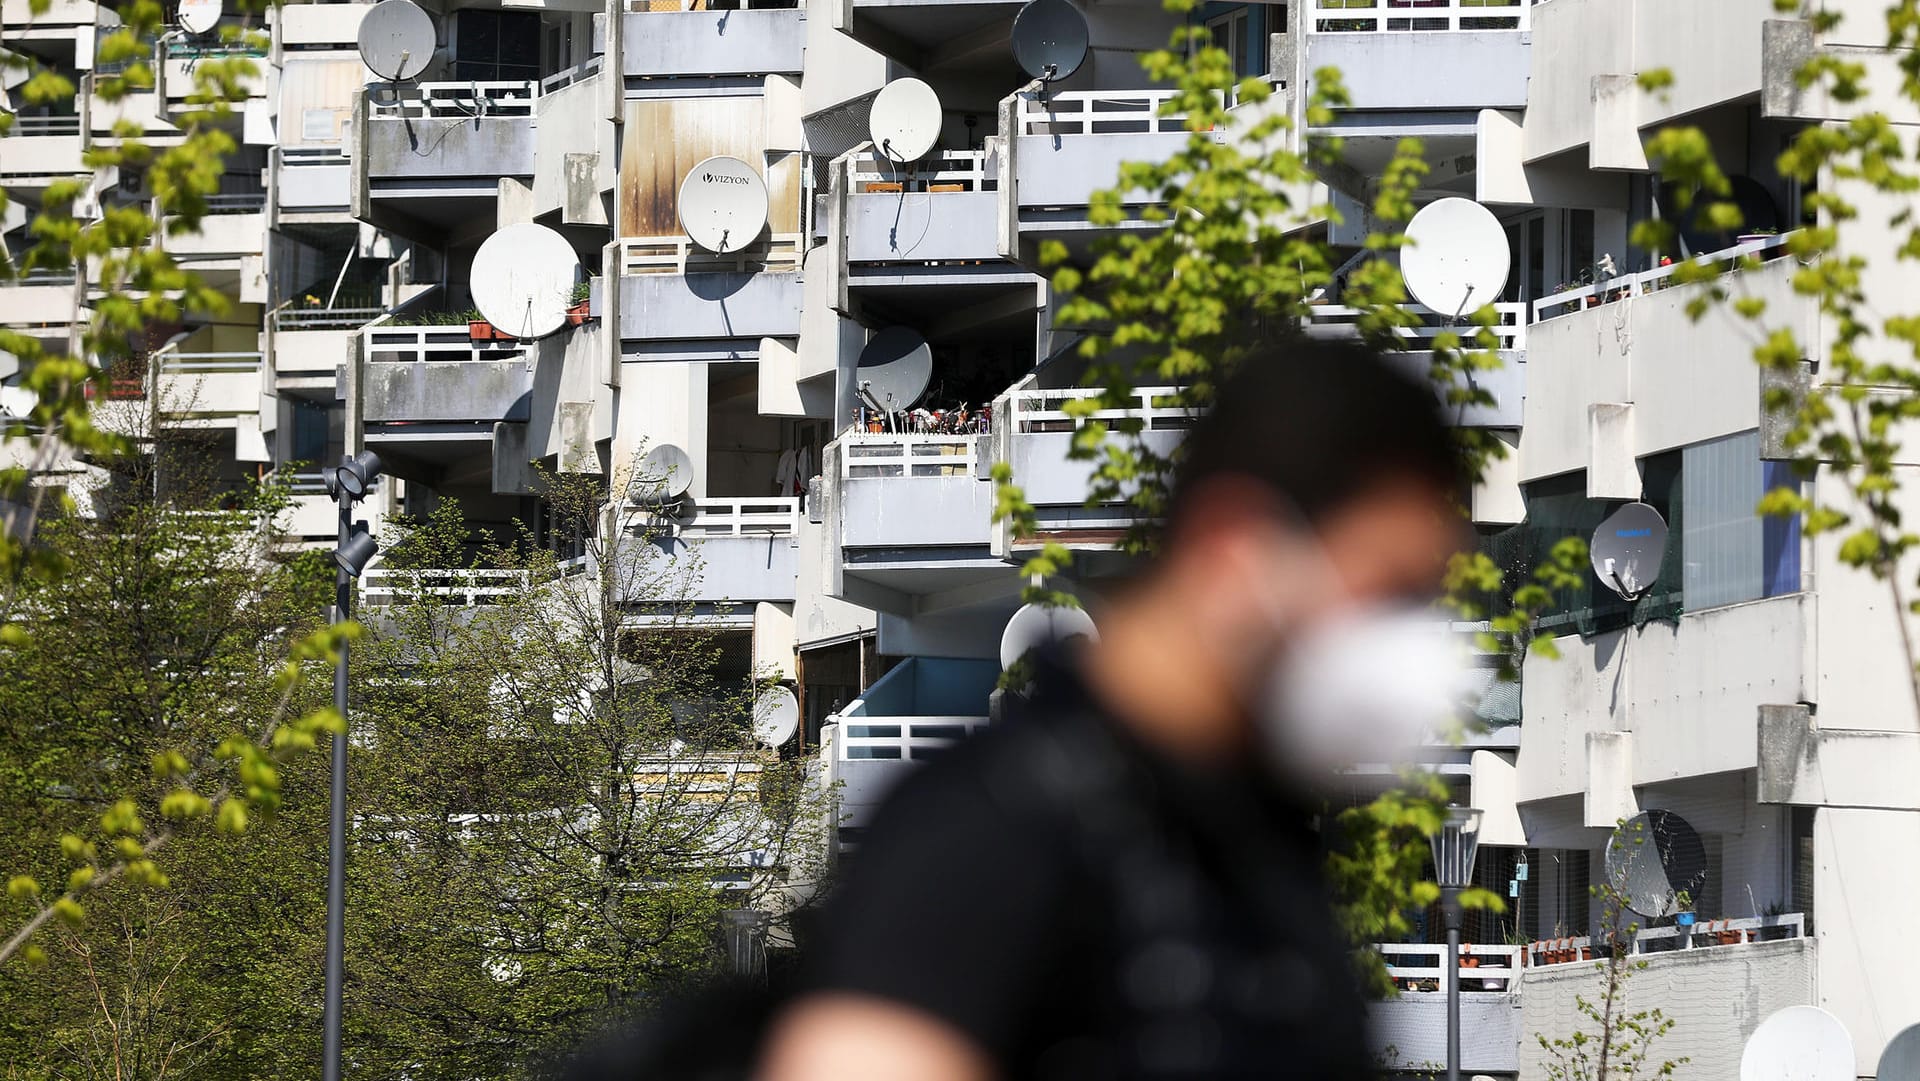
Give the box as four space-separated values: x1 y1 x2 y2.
1672 889 1697 946
469 315 516 343
566 280 593 327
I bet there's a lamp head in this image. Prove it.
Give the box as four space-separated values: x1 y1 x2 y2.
1430 805 1485 891
335 522 379 577
336 450 384 501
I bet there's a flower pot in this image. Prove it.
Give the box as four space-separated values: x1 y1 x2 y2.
469 320 513 342
565 299 591 327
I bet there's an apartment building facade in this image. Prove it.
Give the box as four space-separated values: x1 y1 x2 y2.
6 0 1920 1075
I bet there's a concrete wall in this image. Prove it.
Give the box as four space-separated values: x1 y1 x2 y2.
1307 32 1530 112
1520 940 1815 1080
362 360 533 424
277 160 350 211
618 272 803 342
622 9 804 78
365 116 535 181
531 73 615 225
276 3 366 48
841 475 993 548
274 328 353 375
0 134 84 180
622 534 799 606
1516 592 1811 804
801 0 888 117
848 192 1000 263
614 360 709 495
1014 132 1188 208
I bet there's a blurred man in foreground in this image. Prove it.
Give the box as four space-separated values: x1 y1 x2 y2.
758 339 1471 1081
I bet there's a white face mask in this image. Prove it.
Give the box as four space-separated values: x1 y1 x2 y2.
1257 604 1471 786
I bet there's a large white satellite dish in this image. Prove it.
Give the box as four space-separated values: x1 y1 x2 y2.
632 443 694 503
1739 1006 1854 1081
357 0 436 82
869 78 943 163
1000 602 1098 671
470 222 580 341
678 156 769 254
177 0 222 36
754 686 800 748
1881 1022 1920 1081
855 327 933 414
1401 198 1510 317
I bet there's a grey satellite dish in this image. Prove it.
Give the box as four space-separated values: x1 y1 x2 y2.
1739 1006 1854 1081
470 222 580 341
1591 502 1669 600
754 686 800 748
869 78 943 163
632 443 693 503
1604 809 1708 919
1000 602 1098 671
855 327 934 413
1401 198 1510 317
177 0 222 35
358 0 436 82
1880 1022 1920 1081
1012 0 1091 83
678 156 769 254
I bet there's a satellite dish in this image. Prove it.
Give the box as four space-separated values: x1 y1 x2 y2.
754 686 800 748
1740 1006 1854 1081
177 0 222 35
869 78 943 163
357 0 435 83
1881 1022 1920 1081
1604 809 1708 919
855 327 933 413
470 222 580 341
1012 0 1091 83
1401 198 1511 317
678 156 769 254
632 443 694 503
1000 602 1098 671
1591 502 1669 600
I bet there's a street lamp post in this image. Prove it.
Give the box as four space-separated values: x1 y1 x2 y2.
1431 805 1484 1081
321 450 383 1081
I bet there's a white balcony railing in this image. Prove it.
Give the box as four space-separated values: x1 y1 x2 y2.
1008 384 1199 434
360 566 530 607
840 434 981 479
1524 913 1807 967
677 497 800 538
1016 90 1188 137
362 325 527 363
538 55 603 94
157 350 264 375
1531 233 1797 322
621 0 793 9
1311 0 1530 32
274 306 385 331
1307 300 1528 351
1378 942 1522 993
850 149 996 194
367 81 538 120
5 115 82 137
836 717 990 761
204 192 268 214
617 234 805 276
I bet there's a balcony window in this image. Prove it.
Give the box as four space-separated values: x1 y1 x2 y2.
451 9 541 83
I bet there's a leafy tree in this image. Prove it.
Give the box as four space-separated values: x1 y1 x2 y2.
1535 822 1688 1081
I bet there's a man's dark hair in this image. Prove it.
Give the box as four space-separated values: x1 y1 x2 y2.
1168 336 1464 528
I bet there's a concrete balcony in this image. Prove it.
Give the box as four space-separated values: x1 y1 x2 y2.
158 42 271 119
615 236 803 361
274 147 352 222
354 82 538 243
1518 591 1813 806
999 88 1191 263
152 350 265 429
621 0 804 79
0 273 81 340
819 433 1005 613
273 2 368 49
1305 301 1527 428
991 380 1190 548
0 117 85 188
841 150 1003 266
1520 237 1810 481
1 0 96 28
1304 0 1531 112
1368 943 1524 1075
616 497 802 607
818 655 998 838
359 326 533 476
165 199 268 260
